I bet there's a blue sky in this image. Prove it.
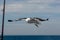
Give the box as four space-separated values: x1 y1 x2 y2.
0 0 60 35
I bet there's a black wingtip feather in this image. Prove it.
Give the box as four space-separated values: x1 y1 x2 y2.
47 18 49 21
8 20 13 22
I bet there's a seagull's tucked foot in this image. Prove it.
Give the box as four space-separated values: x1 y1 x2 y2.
34 24 39 28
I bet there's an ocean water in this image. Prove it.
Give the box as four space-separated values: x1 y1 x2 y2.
0 35 60 40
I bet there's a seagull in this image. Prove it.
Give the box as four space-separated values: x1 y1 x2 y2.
8 17 49 27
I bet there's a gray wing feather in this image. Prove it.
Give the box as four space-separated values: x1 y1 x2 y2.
15 18 27 21
8 18 27 22
34 17 48 21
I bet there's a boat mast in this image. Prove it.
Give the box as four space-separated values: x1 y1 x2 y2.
1 0 6 40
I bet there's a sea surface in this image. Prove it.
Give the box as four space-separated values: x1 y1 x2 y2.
0 35 60 40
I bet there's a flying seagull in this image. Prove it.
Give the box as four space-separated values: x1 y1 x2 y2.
8 17 49 27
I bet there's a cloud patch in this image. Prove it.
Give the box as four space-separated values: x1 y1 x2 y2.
0 0 60 13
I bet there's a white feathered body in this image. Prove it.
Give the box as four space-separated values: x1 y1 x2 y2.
25 18 39 24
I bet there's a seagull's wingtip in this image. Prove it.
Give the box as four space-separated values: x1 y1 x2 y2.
47 18 49 21
8 20 13 22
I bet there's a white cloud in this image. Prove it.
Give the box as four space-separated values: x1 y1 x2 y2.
0 5 3 15
0 0 60 13
5 3 23 12
27 0 55 3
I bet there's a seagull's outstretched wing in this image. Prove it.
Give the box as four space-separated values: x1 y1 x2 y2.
15 18 26 21
8 18 27 22
34 17 49 21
